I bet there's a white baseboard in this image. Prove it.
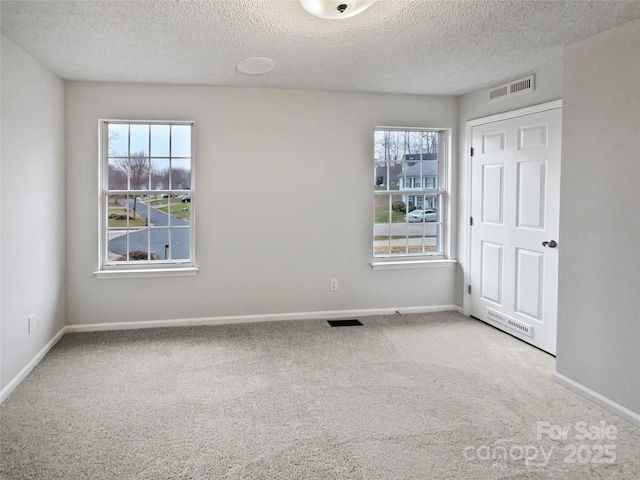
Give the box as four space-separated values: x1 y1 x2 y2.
552 371 640 427
65 304 462 333
0 326 67 404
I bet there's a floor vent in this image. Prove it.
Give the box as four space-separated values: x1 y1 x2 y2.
327 319 363 327
489 74 535 102
487 309 533 337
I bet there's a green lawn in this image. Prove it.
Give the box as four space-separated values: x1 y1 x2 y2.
145 198 191 220
107 202 146 228
158 202 191 220
374 211 406 223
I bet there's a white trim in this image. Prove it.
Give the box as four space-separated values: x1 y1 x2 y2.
371 259 457 270
467 99 563 127
552 372 640 427
462 100 563 316
65 305 461 333
94 266 199 279
0 326 67 404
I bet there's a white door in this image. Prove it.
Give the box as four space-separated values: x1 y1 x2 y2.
470 106 561 354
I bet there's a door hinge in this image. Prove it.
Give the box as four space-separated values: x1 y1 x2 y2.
470 147 475 157
467 285 472 294
470 216 474 226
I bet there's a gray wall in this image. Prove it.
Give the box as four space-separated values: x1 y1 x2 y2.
1 36 66 392
65 82 459 326
556 19 640 415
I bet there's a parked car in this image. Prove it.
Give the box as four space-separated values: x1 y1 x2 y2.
405 208 438 222
181 194 191 203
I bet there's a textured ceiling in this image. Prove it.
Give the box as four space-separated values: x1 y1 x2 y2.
2 0 640 96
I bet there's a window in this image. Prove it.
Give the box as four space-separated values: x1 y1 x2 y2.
97 121 196 277
373 128 448 258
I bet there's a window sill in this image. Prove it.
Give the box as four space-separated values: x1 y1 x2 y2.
371 259 457 271
94 267 199 279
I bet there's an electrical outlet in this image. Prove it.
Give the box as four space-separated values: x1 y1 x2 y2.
330 278 338 291
28 314 36 334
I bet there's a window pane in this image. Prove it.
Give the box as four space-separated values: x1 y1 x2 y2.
391 194 406 223
374 195 391 224
127 230 150 261
393 222 410 255
373 223 391 256
107 195 132 229
422 161 438 186
107 230 126 262
130 124 149 155
107 229 147 262
406 131 423 156
149 228 169 261
406 223 439 255
374 162 388 190
129 155 150 190
150 158 170 190
150 124 170 157
126 196 143 222
172 125 191 157
424 131 439 157
170 197 191 223
171 158 191 190
108 124 129 157
171 228 190 260
108 158 128 190
424 195 440 219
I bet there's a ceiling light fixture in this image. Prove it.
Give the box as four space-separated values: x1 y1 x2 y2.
300 0 378 20
236 57 276 75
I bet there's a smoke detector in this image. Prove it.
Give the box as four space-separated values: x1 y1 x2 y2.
300 0 378 19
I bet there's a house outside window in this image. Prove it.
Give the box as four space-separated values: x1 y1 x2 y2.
374 128 447 258
97 120 197 277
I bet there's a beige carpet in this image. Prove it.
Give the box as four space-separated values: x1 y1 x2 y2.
1 311 639 479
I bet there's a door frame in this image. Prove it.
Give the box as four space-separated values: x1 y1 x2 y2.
462 100 563 316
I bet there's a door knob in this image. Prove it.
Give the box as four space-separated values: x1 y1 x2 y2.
542 240 557 248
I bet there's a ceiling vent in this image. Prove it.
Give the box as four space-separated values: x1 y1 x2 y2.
488 74 535 102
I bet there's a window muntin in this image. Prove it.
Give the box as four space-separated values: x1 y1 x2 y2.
100 121 194 269
373 128 446 258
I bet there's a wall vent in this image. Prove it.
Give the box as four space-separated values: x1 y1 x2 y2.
489 85 509 100
487 309 533 338
489 75 535 102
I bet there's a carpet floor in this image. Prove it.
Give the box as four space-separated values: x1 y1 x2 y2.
1 311 639 479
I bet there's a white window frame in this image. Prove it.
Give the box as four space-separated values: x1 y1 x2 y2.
95 120 198 279
372 127 455 270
